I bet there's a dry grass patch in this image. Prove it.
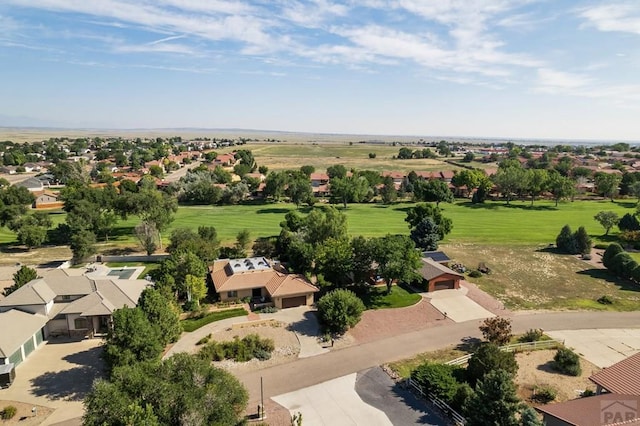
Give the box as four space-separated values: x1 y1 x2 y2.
443 243 640 311
0 401 53 425
515 349 599 404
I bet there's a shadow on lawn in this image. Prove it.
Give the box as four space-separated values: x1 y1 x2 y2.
576 269 639 292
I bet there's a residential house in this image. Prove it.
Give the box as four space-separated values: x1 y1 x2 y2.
0 269 149 366
310 172 330 196
33 190 63 209
419 257 463 291
209 257 318 309
536 352 640 425
15 177 44 192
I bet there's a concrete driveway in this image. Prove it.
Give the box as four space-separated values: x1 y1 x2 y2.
424 288 495 323
263 306 329 358
273 373 392 425
0 338 104 426
546 329 640 368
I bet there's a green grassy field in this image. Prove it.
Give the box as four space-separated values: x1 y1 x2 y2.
4 199 634 247
355 285 422 310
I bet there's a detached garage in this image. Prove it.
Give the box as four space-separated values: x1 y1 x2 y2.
0 310 48 367
419 258 463 292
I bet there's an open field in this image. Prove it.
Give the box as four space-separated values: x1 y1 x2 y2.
444 243 640 311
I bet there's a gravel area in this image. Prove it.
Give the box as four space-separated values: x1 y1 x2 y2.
0 401 54 425
515 349 601 403
205 321 300 374
343 300 451 346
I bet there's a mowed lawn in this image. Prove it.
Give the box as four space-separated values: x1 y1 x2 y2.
5 198 634 246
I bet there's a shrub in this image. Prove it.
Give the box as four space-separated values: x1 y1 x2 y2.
411 363 462 403
609 252 637 278
519 328 544 343
581 389 596 397
602 243 624 269
0 405 17 420
479 316 512 346
196 334 212 345
452 383 474 411
466 343 518 387
317 289 365 334
597 295 613 305
620 230 640 242
468 270 482 278
553 347 582 376
198 333 275 362
619 213 640 232
182 300 199 312
256 306 278 314
532 385 557 403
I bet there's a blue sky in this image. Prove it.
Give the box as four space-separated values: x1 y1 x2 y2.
1 1 640 141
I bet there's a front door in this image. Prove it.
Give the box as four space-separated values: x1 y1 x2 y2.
252 288 262 298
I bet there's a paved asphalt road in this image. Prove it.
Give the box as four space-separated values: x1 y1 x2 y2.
236 311 640 406
355 367 447 426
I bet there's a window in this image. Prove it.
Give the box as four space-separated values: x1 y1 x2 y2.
74 318 88 329
227 291 238 298
62 295 71 301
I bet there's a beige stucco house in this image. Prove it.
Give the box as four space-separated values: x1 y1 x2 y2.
209 257 318 309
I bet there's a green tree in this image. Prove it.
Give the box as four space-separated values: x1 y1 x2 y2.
137 288 181 345
629 181 640 203
556 224 577 254
263 171 288 201
379 177 397 204
574 226 592 255
103 307 163 370
410 217 440 251
286 175 313 207
317 289 365 334
618 213 640 232
303 207 348 246
463 152 475 162
326 164 347 179
520 406 544 426
84 353 248 426
135 221 158 255
553 347 582 376
300 165 315 176
594 211 620 235
595 173 622 200
602 243 624 269
315 237 353 287
3 265 38 296
411 363 461 403
548 171 576 207
372 234 422 293
413 179 453 206
466 343 518 387
524 168 549 205
405 203 452 240
493 164 525 204
184 274 207 306
70 229 97 264
464 369 521 426
329 175 370 208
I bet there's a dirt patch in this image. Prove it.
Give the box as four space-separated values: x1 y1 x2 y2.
0 246 71 268
515 349 600 404
203 321 300 373
0 401 54 425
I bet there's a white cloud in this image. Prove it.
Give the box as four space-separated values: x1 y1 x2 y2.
536 68 593 92
579 3 640 35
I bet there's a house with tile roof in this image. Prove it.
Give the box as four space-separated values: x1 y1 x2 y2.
0 268 149 366
536 353 640 425
209 257 318 309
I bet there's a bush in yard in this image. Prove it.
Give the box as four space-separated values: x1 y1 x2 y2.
609 252 637 279
519 328 544 343
198 334 275 362
317 289 365 334
452 382 474 411
556 225 578 254
1 405 17 420
602 243 624 269
618 213 640 232
411 363 462 403
597 295 613 305
532 384 557 403
479 316 512 346
468 270 482 278
553 347 582 376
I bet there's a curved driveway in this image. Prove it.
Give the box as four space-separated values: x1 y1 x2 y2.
236 311 640 406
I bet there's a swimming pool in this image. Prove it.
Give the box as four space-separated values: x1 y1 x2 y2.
107 269 137 280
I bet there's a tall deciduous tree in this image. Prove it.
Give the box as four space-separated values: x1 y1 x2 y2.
595 173 622 201
135 221 159 255
372 234 422 293
137 288 181 345
524 168 549 205
548 171 576 207
493 164 525 204
405 203 452 240
413 179 453 206
594 211 620 235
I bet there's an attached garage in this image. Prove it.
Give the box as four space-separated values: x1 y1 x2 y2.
281 295 308 309
0 310 48 368
434 280 456 291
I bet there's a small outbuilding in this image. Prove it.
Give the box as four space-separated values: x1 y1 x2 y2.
419 258 463 292
0 363 16 388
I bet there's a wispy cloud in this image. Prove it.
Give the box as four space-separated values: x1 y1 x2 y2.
578 2 640 35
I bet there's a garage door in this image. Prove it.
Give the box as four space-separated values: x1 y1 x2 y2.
23 337 35 357
282 296 307 309
8 348 23 366
434 280 455 291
